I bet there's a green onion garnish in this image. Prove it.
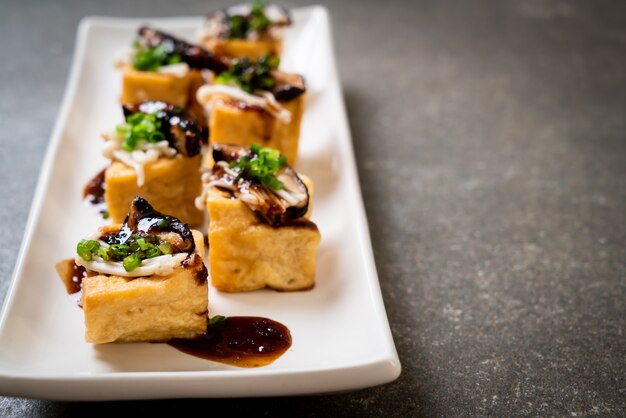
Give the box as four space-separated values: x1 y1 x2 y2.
158 242 173 255
136 237 149 251
144 244 162 259
115 112 165 152
76 231 183 272
230 144 286 190
98 247 111 261
122 253 142 272
209 315 226 327
77 239 100 262
249 0 271 32
131 41 182 72
214 54 279 94
227 0 271 39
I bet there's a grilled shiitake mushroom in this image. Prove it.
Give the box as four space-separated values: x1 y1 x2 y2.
209 143 309 226
122 101 202 157
103 196 195 253
137 26 228 73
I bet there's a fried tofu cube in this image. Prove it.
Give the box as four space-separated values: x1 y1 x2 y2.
81 230 207 343
208 94 305 165
105 155 204 227
203 38 282 60
121 66 207 126
121 66 191 106
185 69 210 127
206 177 320 292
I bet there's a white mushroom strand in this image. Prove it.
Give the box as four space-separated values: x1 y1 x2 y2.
156 62 190 78
196 84 292 123
75 253 188 278
102 133 178 187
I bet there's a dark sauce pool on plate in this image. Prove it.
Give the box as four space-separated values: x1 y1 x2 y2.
168 316 292 367
83 168 107 215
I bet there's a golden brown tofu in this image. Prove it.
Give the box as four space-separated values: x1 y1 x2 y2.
203 38 282 60
121 65 191 106
105 155 204 227
81 230 208 344
186 69 209 127
208 94 305 165
206 177 320 292
121 66 207 126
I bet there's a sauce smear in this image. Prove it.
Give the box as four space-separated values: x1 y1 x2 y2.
55 259 86 307
168 316 291 367
83 168 108 216
83 168 106 204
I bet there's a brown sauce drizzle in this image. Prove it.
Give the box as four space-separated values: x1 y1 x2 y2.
83 168 106 204
168 316 291 367
181 254 209 285
66 262 86 295
55 259 87 307
83 168 107 215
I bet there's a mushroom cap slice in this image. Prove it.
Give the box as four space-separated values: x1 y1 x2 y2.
122 101 202 157
271 70 306 102
137 26 228 73
103 196 195 253
211 143 310 226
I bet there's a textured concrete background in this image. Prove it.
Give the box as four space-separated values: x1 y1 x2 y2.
1 0 625 416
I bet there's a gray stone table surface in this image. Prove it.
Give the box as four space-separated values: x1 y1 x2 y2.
1 0 625 416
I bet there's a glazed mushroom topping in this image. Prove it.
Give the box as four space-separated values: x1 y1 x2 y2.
200 0 291 41
196 143 309 226
103 101 202 186
122 101 202 157
75 197 196 277
129 26 227 74
271 70 306 102
196 55 305 123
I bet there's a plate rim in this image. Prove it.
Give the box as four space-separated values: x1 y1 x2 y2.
0 6 401 399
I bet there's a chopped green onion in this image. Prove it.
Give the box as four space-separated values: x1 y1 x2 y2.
251 0 265 15
228 15 247 39
123 253 142 272
132 42 182 72
98 247 111 261
230 144 286 190
76 230 179 270
116 112 166 152
109 243 131 261
158 242 173 255
263 175 284 191
227 0 271 38
209 315 226 327
167 53 182 65
214 54 279 94
249 0 271 33
136 238 149 251
77 239 100 262
144 244 162 259
214 71 236 85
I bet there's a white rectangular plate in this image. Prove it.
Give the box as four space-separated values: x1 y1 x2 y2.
0 6 400 400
